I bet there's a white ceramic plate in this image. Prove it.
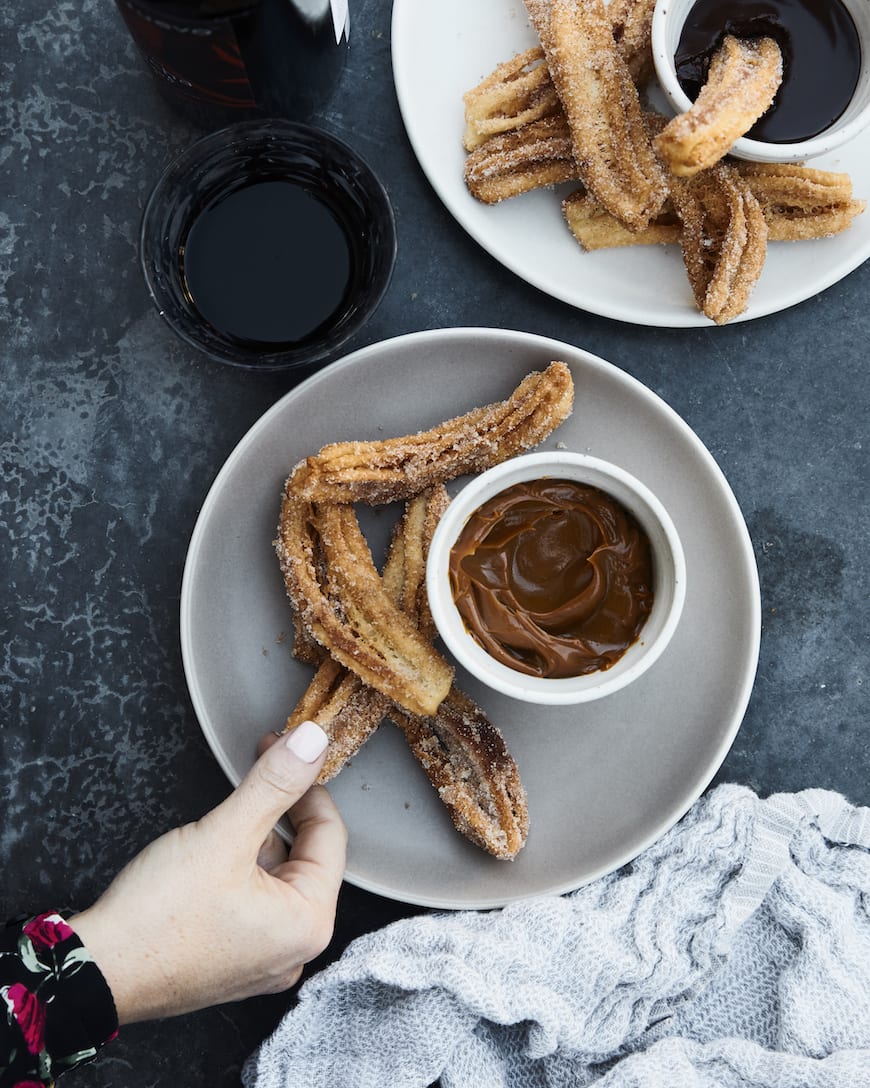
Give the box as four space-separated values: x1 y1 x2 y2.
391 0 870 327
180 328 761 909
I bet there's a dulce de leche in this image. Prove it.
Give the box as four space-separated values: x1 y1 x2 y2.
448 478 654 679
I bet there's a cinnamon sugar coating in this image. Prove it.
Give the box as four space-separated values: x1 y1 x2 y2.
524 0 668 230
654 36 783 177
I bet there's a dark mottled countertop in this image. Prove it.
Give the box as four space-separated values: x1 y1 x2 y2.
1 1 868 1084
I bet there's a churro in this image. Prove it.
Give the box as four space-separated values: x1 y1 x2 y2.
276 494 454 718
564 190 680 249
654 36 783 177
392 690 529 860
735 162 866 241
282 487 449 782
289 361 574 506
609 0 657 86
279 478 530 858
465 115 576 204
564 162 866 251
670 163 768 325
286 657 390 783
524 0 667 230
463 47 560 152
462 0 657 154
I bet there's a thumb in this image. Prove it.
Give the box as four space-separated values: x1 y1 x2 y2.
202 721 329 855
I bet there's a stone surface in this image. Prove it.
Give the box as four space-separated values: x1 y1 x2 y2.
0 1 868 1084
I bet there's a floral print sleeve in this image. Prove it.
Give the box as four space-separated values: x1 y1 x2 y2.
0 912 118 1087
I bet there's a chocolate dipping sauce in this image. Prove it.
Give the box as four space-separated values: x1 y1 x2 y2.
675 0 861 143
448 479 654 679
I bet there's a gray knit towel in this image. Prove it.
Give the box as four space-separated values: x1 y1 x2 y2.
244 784 870 1087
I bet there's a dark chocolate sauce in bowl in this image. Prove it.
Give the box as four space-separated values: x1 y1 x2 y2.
675 0 862 142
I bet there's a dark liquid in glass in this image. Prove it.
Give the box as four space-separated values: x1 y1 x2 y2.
180 179 353 346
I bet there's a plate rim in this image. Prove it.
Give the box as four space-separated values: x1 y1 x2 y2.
390 0 870 329
180 326 762 908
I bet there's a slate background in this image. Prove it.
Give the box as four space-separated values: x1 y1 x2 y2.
1 0 867 1084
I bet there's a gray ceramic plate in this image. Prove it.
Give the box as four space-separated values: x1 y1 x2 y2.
180 328 760 909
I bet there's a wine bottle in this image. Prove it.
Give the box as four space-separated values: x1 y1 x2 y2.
115 0 350 127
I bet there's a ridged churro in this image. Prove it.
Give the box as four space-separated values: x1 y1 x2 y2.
524 0 667 230
609 0 658 86
564 190 680 249
463 47 560 152
654 36 783 177
465 115 576 204
670 163 769 325
276 495 454 718
392 690 529 860
462 0 657 155
288 361 574 506
282 487 449 782
564 162 866 251
735 161 866 241
279 475 531 857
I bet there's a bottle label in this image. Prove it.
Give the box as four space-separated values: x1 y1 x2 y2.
116 0 257 109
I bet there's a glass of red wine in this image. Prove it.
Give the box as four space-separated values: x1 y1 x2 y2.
139 119 396 371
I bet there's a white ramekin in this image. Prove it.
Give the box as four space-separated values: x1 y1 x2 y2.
426 452 687 706
651 0 870 163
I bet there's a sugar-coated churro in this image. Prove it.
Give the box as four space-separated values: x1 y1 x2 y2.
564 161 866 251
288 361 574 506
463 47 560 152
462 0 657 155
654 36 783 177
609 0 657 85
735 161 866 241
276 494 454 718
524 0 668 230
281 487 449 782
670 163 768 325
465 115 576 204
564 190 680 249
279 475 531 858
392 689 529 860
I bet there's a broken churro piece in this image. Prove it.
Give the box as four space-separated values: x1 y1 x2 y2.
465 115 577 203
564 190 680 249
735 161 866 241
670 163 769 324
462 47 561 152
564 162 866 251
654 36 783 177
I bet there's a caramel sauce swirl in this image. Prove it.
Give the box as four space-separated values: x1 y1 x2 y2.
448 479 654 679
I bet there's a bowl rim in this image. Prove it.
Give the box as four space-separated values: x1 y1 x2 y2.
426 450 688 706
650 0 870 162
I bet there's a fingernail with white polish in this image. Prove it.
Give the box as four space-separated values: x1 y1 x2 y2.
284 720 328 763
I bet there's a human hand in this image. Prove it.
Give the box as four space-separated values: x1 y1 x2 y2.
70 720 346 1024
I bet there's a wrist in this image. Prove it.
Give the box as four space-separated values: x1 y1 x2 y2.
69 906 167 1025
